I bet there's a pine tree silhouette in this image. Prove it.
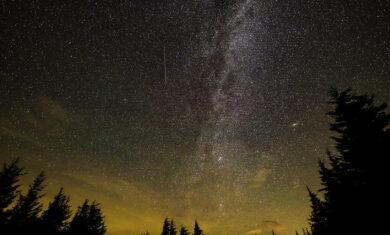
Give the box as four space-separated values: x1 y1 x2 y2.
169 219 177 235
179 226 190 235
0 159 24 230
67 199 106 235
161 218 170 235
194 220 204 235
40 187 71 234
307 88 390 235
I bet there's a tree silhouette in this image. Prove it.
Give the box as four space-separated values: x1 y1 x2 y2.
307 88 390 235
194 220 204 235
40 187 71 234
0 159 24 229
169 219 177 235
179 226 190 235
9 171 45 233
67 199 106 235
161 218 170 235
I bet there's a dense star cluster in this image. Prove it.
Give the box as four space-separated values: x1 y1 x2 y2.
1 1 389 234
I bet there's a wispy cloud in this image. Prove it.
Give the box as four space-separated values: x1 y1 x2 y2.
0 97 83 142
248 169 270 189
37 97 77 124
261 220 285 232
245 229 262 234
0 124 36 142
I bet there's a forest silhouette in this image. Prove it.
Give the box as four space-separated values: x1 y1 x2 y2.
0 161 106 235
1 87 388 235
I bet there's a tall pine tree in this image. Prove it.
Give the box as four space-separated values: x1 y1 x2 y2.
0 159 24 229
40 187 71 234
194 220 204 235
161 217 170 235
9 171 45 233
307 88 390 235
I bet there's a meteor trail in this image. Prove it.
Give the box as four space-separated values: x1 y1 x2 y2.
164 46 167 85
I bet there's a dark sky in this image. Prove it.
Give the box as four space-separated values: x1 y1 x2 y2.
1 1 389 234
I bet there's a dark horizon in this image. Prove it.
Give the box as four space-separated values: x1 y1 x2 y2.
1 1 389 234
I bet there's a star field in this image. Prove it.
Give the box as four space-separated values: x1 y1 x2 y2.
1 1 389 234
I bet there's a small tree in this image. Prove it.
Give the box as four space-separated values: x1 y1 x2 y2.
179 226 190 235
169 219 177 235
194 220 204 235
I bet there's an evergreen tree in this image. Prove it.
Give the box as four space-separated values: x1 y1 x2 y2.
169 219 177 235
194 220 204 235
0 159 24 228
9 171 45 233
179 226 190 235
307 88 390 235
68 199 106 235
40 187 71 234
161 218 170 235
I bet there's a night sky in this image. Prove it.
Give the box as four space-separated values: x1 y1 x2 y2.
1 1 389 234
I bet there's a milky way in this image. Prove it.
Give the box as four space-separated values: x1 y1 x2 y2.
1 1 389 235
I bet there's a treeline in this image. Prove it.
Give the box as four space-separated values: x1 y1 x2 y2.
0 160 106 235
0 159 208 235
299 88 389 235
156 218 204 235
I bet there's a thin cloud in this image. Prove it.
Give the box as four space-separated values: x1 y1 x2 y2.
37 97 79 124
245 220 285 235
248 169 270 189
261 220 285 232
245 229 262 234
